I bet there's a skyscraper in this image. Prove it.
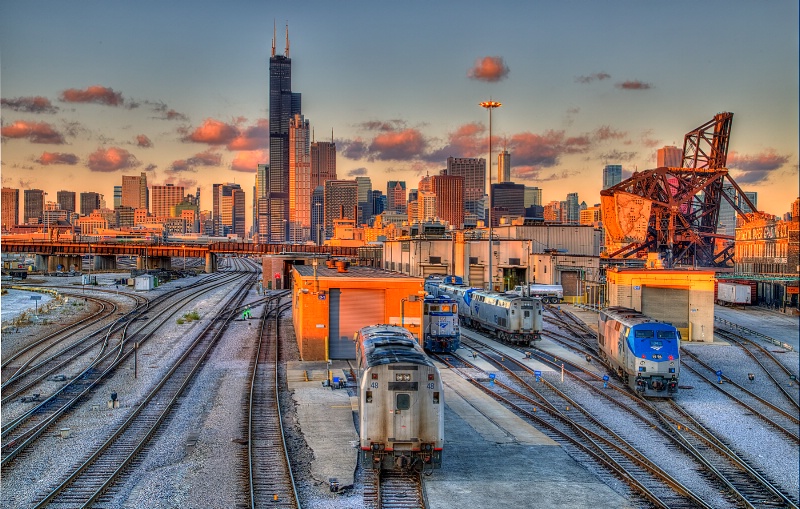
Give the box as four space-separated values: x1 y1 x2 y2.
492 182 525 218
80 192 101 217
213 183 245 238
121 172 148 211
657 146 682 167
311 140 337 188
113 186 122 209
524 186 542 207
718 184 758 236
498 150 511 183
268 24 302 242
289 114 311 243
387 181 407 213
566 192 580 223
2 187 20 230
356 176 373 225
254 163 269 243
24 189 46 224
311 186 324 244
431 174 465 228
445 157 485 218
57 190 76 214
602 164 622 190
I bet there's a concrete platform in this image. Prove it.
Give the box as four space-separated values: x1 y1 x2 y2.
286 361 358 490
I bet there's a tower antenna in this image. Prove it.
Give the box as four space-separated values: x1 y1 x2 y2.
271 20 276 57
285 22 290 57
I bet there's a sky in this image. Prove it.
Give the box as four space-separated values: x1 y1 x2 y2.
1 0 798 230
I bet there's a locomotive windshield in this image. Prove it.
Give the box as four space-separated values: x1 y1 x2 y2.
657 330 677 339
634 329 655 338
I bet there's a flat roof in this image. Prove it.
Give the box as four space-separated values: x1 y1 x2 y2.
294 264 420 279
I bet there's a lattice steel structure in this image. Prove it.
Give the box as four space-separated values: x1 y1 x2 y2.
602 112 757 267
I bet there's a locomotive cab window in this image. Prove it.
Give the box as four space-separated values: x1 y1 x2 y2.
396 393 411 410
657 330 676 339
634 329 654 338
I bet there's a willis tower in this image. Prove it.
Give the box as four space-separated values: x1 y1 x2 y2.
268 23 301 242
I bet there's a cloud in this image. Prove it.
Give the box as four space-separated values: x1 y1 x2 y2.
369 128 427 160
575 72 611 84
512 167 581 182
36 152 79 165
1 96 58 113
146 100 190 121
1 120 66 144
169 149 222 173
358 120 405 132
594 125 627 141
230 150 268 172
616 80 653 90
136 134 153 148
425 122 485 162
598 150 638 162
184 118 240 146
60 85 124 106
467 56 510 82
347 167 368 177
509 130 591 167
727 149 790 184
227 119 269 150
339 138 369 160
87 147 139 172
639 129 661 148
157 176 198 189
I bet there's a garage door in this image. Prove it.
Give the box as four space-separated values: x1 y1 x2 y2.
468 265 484 288
329 289 385 359
642 286 689 328
561 271 579 297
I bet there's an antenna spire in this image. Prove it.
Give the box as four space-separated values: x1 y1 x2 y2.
271 20 276 57
285 22 290 57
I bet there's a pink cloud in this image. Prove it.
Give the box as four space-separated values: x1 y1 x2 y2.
184 118 240 145
1 120 65 144
230 150 268 172
60 85 124 106
136 134 152 148
512 166 581 182
616 80 653 90
1 96 58 113
727 149 790 184
594 125 627 141
467 56 510 82
369 129 427 160
425 122 485 162
36 152 79 165
87 147 139 172
509 130 591 167
227 119 269 150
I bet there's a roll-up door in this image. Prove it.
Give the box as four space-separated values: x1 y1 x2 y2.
329 289 385 359
642 286 689 328
422 265 447 279
561 271 579 297
468 266 484 288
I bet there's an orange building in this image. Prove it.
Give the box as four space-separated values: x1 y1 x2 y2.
291 261 424 361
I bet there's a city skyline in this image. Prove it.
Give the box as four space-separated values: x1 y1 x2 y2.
1 1 798 231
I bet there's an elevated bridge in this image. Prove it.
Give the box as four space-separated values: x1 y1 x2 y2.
0 240 367 273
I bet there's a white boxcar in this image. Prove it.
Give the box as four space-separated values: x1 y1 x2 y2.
717 282 751 305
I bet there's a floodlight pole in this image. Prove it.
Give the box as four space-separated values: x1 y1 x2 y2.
480 100 501 291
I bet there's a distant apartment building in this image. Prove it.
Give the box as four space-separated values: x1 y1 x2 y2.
387 181 407 213
113 185 122 208
565 192 580 223
80 192 102 217
417 190 437 223
372 190 385 217
212 183 245 238
2 187 20 230
24 189 46 224
323 180 358 238
657 146 682 167
56 190 76 214
151 184 185 218
445 157 485 218
543 200 564 223
432 174 465 229
491 182 525 219
356 176 373 225
580 204 602 227
602 165 622 190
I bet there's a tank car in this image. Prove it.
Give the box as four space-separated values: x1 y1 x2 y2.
355 325 444 471
466 290 543 345
422 294 460 353
598 307 680 397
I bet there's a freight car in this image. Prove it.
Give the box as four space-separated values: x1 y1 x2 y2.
421 294 460 353
466 290 543 345
355 325 444 471
598 307 680 397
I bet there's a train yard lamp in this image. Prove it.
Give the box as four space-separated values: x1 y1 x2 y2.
480 100 501 291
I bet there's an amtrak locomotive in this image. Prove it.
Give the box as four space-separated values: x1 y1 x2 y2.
355 325 444 471
598 307 680 397
466 290 543 345
421 294 460 353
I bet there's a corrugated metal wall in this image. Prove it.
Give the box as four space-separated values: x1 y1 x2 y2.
328 288 385 359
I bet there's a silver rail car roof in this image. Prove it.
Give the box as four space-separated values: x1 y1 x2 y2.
358 325 434 368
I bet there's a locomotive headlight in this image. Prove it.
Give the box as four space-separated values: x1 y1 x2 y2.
396 373 411 382
640 361 645 365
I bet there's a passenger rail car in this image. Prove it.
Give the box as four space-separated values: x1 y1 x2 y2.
466 290 543 345
422 294 460 353
355 325 444 471
598 307 680 397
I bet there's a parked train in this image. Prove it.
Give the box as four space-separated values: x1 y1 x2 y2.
425 276 543 346
355 325 444 471
509 283 564 304
421 294 460 353
598 307 680 397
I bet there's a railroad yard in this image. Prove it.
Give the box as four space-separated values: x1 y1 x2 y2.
1 263 798 509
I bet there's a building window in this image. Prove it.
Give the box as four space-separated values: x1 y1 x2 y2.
509 258 520 265
429 256 441 264
469 257 478 265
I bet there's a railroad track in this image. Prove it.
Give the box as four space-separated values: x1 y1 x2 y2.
363 469 426 509
243 293 298 509
1 270 247 468
30 272 257 507
457 331 799 508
